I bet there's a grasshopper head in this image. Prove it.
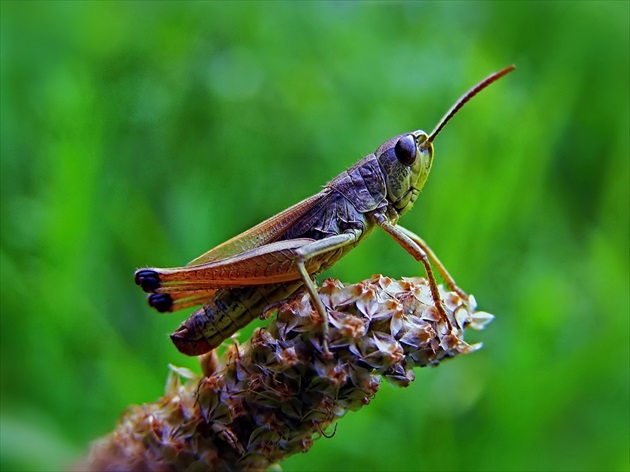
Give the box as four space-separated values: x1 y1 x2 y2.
377 65 516 216
376 131 433 215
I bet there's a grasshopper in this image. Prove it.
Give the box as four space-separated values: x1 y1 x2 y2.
135 65 515 356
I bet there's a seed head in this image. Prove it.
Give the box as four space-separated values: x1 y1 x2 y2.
80 275 493 471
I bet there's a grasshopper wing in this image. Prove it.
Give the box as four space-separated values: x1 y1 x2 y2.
135 190 332 312
186 192 326 266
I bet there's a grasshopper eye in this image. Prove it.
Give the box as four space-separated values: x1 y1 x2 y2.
394 134 417 166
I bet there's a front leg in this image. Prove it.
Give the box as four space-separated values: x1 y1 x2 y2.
396 225 469 300
372 215 454 331
294 231 361 356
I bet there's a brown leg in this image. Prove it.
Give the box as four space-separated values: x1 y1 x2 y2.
374 218 454 330
397 225 469 300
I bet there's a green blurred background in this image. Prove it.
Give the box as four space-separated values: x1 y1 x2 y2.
1 1 628 471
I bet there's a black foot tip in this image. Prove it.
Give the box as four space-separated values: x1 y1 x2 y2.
134 269 161 292
148 293 173 313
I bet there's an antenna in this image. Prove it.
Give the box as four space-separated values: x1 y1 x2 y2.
427 65 515 144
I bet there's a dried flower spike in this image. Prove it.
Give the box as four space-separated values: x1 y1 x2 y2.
80 275 493 471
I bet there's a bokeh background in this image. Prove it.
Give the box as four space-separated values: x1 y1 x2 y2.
1 1 628 471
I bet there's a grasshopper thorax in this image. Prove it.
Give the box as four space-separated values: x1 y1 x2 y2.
375 131 434 216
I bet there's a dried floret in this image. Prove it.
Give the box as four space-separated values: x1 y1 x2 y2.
80 276 493 471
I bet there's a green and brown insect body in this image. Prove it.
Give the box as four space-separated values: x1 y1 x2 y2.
135 66 515 356
137 132 431 355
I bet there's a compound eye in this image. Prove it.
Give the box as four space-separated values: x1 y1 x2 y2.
394 134 417 166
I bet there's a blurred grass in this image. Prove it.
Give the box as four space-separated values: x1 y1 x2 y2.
1 1 628 471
